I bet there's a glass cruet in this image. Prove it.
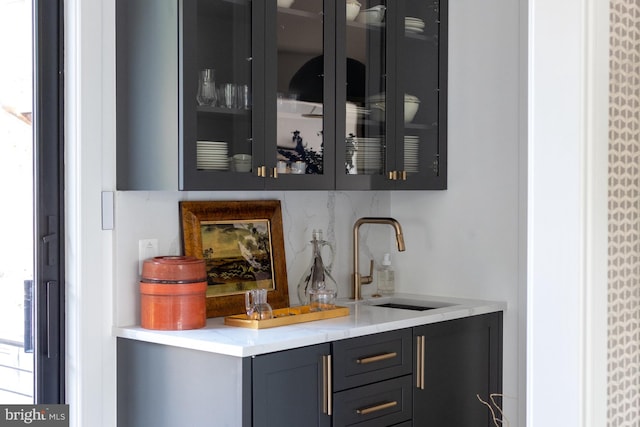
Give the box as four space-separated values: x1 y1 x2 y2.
196 68 217 106
297 229 338 309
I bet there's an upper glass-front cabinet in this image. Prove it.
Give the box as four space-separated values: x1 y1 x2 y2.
116 0 445 191
183 0 336 190
267 0 335 189
336 0 447 189
181 0 265 190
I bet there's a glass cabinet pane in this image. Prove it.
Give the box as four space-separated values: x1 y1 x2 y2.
397 0 440 179
343 0 387 177
276 0 326 176
192 0 253 176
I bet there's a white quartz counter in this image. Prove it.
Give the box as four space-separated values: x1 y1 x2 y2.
113 293 506 357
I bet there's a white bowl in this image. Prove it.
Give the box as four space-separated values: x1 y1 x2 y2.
355 5 386 24
232 154 252 172
346 1 361 21
404 101 419 123
278 0 295 8
370 104 385 122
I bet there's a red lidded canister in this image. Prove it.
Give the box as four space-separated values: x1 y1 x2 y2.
140 256 207 330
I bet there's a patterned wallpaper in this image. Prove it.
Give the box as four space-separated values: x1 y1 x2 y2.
609 0 640 425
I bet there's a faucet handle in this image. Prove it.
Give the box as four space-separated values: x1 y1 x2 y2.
361 259 374 285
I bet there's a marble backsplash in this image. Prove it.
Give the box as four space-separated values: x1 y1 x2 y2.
114 190 392 326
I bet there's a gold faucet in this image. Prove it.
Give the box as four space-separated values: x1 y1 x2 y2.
353 217 406 300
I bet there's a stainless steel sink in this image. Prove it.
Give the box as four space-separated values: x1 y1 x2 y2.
364 297 453 311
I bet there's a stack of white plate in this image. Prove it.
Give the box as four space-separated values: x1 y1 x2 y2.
197 141 229 171
346 104 372 121
404 135 419 173
351 137 384 174
405 17 425 34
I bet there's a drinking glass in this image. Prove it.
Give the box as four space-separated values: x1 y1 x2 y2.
245 289 273 320
223 83 236 109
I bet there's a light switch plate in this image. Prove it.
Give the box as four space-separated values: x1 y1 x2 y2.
138 239 159 274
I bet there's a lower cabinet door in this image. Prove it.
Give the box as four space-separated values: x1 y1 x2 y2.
413 312 503 426
332 375 413 427
252 343 331 427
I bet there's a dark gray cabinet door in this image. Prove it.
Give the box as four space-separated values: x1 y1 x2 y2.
335 0 448 190
413 312 503 426
180 0 266 190
262 0 336 190
391 0 447 190
252 343 331 427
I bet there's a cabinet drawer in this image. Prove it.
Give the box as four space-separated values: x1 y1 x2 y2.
332 375 412 427
332 329 412 391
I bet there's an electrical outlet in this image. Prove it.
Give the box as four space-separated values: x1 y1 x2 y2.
139 239 159 274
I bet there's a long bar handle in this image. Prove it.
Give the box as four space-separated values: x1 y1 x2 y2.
356 351 397 364
356 401 398 415
323 354 332 415
416 335 425 389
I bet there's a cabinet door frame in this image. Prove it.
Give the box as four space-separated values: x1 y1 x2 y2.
335 0 448 191
263 0 336 190
252 343 332 427
334 0 391 190
180 0 267 190
413 312 503 426
392 0 448 190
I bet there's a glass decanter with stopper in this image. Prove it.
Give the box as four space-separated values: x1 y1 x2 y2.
297 229 338 310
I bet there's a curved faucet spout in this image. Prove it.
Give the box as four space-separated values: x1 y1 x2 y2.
353 217 405 300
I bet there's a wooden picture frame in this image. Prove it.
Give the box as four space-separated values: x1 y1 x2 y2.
180 200 289 318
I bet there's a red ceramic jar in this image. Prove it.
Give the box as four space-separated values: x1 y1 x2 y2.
140 256 207 330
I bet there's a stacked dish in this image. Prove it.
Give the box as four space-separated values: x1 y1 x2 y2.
405 16 425 34
404 135 420 173
350 136 384 174
346 104 371 118
196 141 229 171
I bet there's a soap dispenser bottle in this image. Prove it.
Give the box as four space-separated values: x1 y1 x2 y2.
377 253 395 295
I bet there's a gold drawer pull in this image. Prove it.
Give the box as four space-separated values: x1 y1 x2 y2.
356 352 397 364
416 336 425 389
356 401 398 415
322 354 333 415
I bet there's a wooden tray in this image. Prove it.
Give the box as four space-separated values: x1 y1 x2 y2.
224 305 350 329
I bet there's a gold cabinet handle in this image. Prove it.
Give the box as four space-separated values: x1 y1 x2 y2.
322 355 332 415
400 170 407 180
356 351 397 364
256 165 266 177
416 335 425 389
271 167 278 178
356 401 398 415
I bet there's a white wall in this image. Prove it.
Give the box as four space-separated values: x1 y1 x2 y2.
526 0 609 426
113 191 392 327
65 0 116 425
392 0 523 423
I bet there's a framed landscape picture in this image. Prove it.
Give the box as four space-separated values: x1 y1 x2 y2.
180 200 289 318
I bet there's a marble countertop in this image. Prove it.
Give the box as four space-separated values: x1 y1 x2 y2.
113 293 506 357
